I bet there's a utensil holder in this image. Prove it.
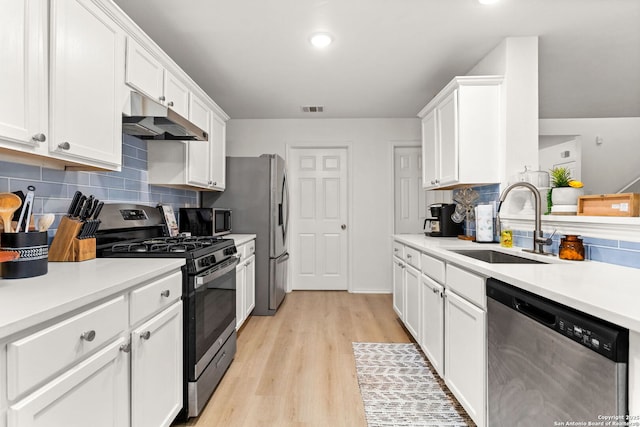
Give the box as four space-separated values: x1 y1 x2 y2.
0 231 48 278
48 216 96 262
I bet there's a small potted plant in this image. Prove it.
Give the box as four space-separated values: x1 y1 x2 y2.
549 167 584 214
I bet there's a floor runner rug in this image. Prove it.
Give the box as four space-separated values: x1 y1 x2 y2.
352 342 475 427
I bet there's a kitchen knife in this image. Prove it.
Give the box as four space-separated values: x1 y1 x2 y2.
67 191 82 217
87 198 99 219
80 195 94 221
92 201 104 219
73 195 86 218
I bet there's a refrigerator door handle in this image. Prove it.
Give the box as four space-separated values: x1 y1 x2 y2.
282 169 290 245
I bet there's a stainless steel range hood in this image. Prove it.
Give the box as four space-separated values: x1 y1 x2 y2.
122 92 208 141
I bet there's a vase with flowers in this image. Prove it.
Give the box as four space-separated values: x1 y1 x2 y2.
549 167 584 214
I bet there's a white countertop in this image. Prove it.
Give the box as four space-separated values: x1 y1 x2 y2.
0 258 185 340
393 234 640 333
227 234 256 246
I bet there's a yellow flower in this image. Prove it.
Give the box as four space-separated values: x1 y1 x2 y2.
569 180 584 188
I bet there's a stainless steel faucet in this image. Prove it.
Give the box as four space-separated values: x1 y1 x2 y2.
496 182 552 255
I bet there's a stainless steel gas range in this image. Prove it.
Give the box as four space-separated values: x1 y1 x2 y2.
95 203 238 419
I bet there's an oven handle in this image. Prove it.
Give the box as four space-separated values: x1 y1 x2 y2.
194 257 239 289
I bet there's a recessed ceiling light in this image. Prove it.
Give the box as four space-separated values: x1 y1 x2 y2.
478 0 499 4
310 33 333 48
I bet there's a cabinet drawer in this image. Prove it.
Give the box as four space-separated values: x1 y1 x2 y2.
245 239 255 257
7 296 127 400
130 271 182 325
421 253 445 283
392 241 404 259
446 264 486 309
404 246 421 269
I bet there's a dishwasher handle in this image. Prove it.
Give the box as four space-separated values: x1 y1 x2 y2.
514 297 556 326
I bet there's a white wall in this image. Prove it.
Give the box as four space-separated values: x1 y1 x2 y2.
540 118 640 195
226 118 420 293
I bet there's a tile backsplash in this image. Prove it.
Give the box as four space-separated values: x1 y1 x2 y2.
458 184 640 269
0 134 198 239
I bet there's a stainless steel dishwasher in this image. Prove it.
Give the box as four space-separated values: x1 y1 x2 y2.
487 278 628 426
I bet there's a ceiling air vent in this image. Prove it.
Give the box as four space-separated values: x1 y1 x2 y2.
301 105 324 113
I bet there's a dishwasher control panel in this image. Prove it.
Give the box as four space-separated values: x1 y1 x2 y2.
557 318 614 358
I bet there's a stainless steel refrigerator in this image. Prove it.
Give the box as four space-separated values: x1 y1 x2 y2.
201 154 289 315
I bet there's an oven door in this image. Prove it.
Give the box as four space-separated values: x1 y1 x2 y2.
187 256 238 380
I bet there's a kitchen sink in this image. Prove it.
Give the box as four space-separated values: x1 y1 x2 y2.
451 249 549 264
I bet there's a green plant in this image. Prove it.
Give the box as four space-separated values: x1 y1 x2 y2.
550 167 572 187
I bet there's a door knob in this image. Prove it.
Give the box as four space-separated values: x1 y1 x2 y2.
341 224 346 230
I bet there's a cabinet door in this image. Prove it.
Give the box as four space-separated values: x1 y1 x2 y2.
209 113 226 190
404 264 420 340
187 95 211 187
49 0 124 170
131 302 183 427
236 264 246 329
244 255 256 319
444 290 486 427
437 90 459 186
392 257 405 319
163 72 189 118
421 109 438 189
420 275 444 377
125 37 164 101
8 338 129 427
0 0 48 153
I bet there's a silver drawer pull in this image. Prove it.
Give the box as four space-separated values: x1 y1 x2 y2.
432 288 439 294
167 101 174 107
119 343 131 353
140 331 151 340
32 133 46 142
406 254 412 258
160 290 170 298
80 330 96 342
58 141 70 150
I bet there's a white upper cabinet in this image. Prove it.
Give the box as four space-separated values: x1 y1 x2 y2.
0 0 48 156
418 76 503 189
186 94 212 187
208 113 226 190
49 0 125 170
125 37 189 118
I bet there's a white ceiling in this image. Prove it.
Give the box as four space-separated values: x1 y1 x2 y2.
113 0 640 120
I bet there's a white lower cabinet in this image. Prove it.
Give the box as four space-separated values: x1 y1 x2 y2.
403 264 421 340
131 301 183 427
235 239 256 330
444 289 486 427
8 337 129 427
2 269 183 427
392 256 405 319
393 239 487 427
420 274 444 377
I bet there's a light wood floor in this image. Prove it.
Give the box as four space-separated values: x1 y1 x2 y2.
173 291 412 427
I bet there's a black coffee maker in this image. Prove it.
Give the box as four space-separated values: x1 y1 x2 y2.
424 203 463 237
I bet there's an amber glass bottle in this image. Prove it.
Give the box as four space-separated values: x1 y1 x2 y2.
559 235 585 261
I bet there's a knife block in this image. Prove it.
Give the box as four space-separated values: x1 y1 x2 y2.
48 216 96 262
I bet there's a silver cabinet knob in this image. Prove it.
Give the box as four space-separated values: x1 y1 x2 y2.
160 290 170 298
80 330 96 342
119 343 131 353
58 142 71 150
140 331 151 340
167 101 174 107
32 133 46 142
406 254 412 259
394 248 399 252
341 224 346 230
159 95 166 101
432 287 439 294
212 182 217 186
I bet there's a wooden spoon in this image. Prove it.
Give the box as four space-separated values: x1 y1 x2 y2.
37 214 55 232
0 251 19 263
0 193 22 233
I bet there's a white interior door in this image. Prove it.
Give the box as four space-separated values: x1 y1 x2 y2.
290 147 348 290
394 146 426 233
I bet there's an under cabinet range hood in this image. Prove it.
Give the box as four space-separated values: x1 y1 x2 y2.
122 92 208 141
